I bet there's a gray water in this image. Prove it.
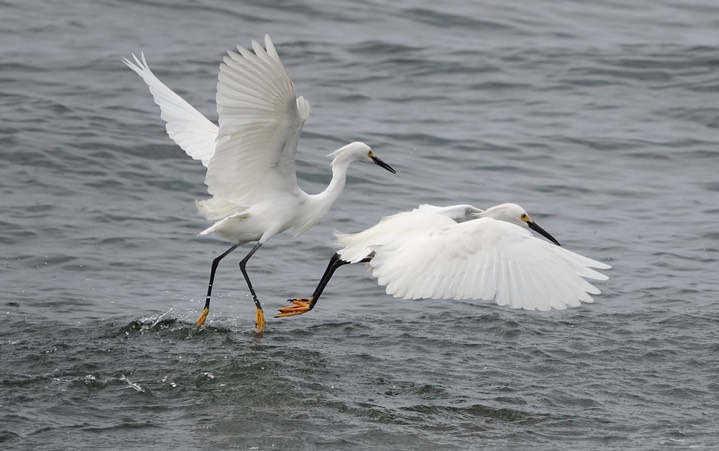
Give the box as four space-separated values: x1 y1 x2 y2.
2 0 719 449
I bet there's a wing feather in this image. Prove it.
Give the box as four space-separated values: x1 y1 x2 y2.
369 217 610 310
335 206 456 263
207 35 309 203
122 53 218 167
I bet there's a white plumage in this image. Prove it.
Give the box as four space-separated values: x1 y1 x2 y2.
123 35 395 332
277 203 610 318
121 54 218 168
342 203 609 310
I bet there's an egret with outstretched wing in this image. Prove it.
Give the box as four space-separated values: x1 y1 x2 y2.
124 35 395 332
277 203 609 317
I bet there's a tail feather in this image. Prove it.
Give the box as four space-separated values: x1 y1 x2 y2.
195 198 247 221
198 211 250 236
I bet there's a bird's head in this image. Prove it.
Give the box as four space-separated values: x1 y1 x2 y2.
328 142 396 174
482 203 561 246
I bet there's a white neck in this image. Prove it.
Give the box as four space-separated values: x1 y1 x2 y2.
294 157 352 234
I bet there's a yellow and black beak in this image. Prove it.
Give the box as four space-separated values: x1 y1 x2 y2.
528 220 561 246
369 151 396 174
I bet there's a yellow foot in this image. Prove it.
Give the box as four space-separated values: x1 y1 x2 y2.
255 307 266 333
275 298 313 318
195 307 209 328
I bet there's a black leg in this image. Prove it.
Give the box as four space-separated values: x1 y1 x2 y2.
238 242 266 332
196 243 239 327
238 242 263 310
276 252 365 318
306 252 352 310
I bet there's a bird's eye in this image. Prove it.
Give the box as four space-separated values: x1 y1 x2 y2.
368 151 374 158
521 214 529 221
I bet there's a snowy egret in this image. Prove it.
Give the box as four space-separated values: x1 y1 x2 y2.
123 35 396 332
277 203 610 317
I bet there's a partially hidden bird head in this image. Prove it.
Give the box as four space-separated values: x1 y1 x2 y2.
328 142 396 174
481 203 561 246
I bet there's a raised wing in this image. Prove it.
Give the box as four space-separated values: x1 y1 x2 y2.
335 206 457 263
207 34 311 202
369 218 610 310
122 53 218 167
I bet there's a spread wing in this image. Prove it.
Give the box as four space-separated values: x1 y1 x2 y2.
207 34 311 203
122 53 218 167
335 204 484 263
369 217 611 310
335 206 458 263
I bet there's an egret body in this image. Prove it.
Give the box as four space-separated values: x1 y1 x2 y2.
124 35 395 332
277 203 610 317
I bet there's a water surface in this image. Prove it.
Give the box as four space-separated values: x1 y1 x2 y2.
2 0 718 449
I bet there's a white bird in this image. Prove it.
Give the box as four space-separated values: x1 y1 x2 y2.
277 203 610 317
123 35 396 332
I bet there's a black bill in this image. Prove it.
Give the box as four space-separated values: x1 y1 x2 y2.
371 155 396 174
528 221 561 246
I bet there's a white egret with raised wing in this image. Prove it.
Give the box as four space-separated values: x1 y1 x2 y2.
123 35 396 332
277 203 609 317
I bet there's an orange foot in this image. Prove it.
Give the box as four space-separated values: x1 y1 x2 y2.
256 307 266 333
275 298 313 318
195 307 209 328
